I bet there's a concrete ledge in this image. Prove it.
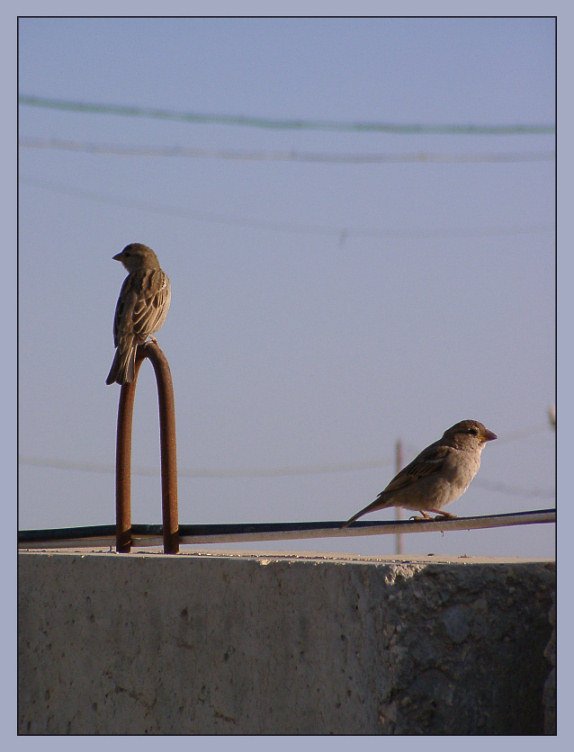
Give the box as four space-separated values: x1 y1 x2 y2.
18 549 555 735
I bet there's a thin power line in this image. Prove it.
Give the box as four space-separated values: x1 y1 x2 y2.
18 95 556 135
404 423 552 455
20 178 555 240
18 455 555 498
473 480 555 499
19 455 394 478
19 138 555 164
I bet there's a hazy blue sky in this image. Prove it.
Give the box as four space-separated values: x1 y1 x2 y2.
18 16 556 558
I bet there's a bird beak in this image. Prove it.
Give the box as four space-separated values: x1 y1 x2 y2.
113 252 123 261
482 429 497 442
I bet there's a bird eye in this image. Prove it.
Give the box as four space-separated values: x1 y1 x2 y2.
468 427 478 435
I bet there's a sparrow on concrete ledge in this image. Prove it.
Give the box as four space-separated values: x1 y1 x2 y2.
342 420 497 528
106 243 171 386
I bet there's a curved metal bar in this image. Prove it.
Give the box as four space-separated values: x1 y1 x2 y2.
115 342 179 553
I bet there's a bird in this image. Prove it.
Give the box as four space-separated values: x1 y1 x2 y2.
341 420 497 528
106 243 171 385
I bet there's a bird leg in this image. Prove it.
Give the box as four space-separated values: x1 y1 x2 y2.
409 511 432 521
409 510 458 521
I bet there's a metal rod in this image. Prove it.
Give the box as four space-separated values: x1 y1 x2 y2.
115 361 143 553
394 439 404 554
115 342 179 554
145 343 179 554
177 509 556 544
21 509 556 550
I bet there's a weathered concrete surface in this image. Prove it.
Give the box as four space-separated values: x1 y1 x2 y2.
543 591 557 734
18 549 555 735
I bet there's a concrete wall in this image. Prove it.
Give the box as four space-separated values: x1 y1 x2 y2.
18 549 555 735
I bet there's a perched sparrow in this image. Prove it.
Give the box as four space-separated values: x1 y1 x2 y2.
342 420 497 528
106 243 171 385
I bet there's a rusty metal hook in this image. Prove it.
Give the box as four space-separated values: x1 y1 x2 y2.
115 342 179 554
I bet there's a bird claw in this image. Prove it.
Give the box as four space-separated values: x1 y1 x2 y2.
409 511 457 521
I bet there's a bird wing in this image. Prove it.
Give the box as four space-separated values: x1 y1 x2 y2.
132 270 171 340
112 275 138 347
379 443 451 496
341 442 452 527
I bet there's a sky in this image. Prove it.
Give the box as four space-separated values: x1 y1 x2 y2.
17 14 556 559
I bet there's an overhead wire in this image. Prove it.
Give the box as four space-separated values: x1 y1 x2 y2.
18 95 556 135
20 177 555 240
18 455 555 498
19 418 555 500
18 455 395 478
19 138 555 164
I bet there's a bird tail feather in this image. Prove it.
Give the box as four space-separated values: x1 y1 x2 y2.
341 495 390 529
106 346 137 385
